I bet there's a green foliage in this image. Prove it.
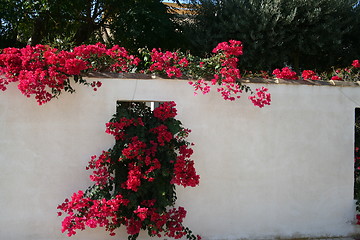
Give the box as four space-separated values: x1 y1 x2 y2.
0 0 81 47
0 0 186 51
98 101 188 213
57 101 200 239
109 0 185 52
185 0 360 71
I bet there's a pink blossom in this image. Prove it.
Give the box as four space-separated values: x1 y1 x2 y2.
64 58 88 75
189 79 211 95
272 67 298 80
134 206 148 221
153 101 177 121
87 151 113 186
150 125 173 146
331 76 343 81
302 70 321 80
352 60 360 68
212 40 243 57
123 163 142 192
148 49 186 78
0 43 140 104
248 87 271 108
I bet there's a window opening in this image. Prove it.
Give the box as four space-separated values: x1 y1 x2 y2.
145 101 163 111
116 100 164 115
355 108 360 199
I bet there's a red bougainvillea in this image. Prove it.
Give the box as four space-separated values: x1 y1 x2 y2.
272 67 298 80
2 40 360 107
301 70 321 80
57 101 200 240
0 43 139 104
0 40 273 107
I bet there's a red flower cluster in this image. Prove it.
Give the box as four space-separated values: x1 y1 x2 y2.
301 70 321 80
120 136 158 191
329 63 360 81
0 43 139 104
272 67 299 80
171 145 200 187
248 87 271 108
162 207 188 239
211 40 243 101
122 137 148 159
71 43 140 72
2 42 359 108
149 49 189 78
331 75 343 81
58 102 200 239
119 137 161 191
212 39 243 56
127 205 200 240
188 79 211 95
175 128 192 141
57 191 129 237
123 162 143 191
105 117 144 140
153 101 177 121
353 60 360 68
150 124 173 146
0 45 72 104
58 190 202 239
86 151 113 186
1 41 273 108
189 40 272 107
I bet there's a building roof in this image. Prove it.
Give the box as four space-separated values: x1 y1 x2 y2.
163 2 198 15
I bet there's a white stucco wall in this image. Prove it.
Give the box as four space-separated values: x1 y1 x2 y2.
1 78 360 240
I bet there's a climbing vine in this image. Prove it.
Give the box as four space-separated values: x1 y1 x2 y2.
57 101 200 240
0 40 271 107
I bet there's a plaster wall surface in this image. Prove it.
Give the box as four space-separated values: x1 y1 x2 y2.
0 78 360 240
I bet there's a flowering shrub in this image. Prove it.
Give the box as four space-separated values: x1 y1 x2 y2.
272 67 299 80
0 40 272 107
148 49 189 78
248 87 271 108
188 40 244 101
57 101 200 240
0 43 139 104
3 40 358 108
210 40 244 101
301 70 321 80
329 60 360 82
353 60 360 68
331 75 343 81
270 59 360 82
186 40 271 107
0 40 271 107
137 40 271 106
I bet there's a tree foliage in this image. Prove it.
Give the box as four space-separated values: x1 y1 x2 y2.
0 0 182 51
109 0 186 52
2 0 359 71
185 0 360 71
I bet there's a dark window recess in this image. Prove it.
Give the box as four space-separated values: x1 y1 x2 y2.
355 108 360 200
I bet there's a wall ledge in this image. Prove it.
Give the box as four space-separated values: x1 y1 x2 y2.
82 72 360 87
